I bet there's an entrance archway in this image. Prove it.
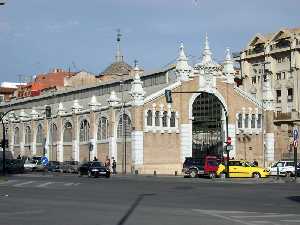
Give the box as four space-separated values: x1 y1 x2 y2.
192 92 226 158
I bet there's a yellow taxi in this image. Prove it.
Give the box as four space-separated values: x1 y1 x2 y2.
216 160 270 178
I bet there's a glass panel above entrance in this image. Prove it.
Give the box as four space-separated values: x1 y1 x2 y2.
192 92 225 158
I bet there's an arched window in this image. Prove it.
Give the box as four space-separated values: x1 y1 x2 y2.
244 114 249 129
80 120 90 142
97 117 108 140
14 127 20 145
237 114 243 128
251 114 256 128
49 124 58 143
170 112 176 127
146 110 152 126
63 122 73 143
117 114 132 138
25 126 31 145
257 114 262 128
155 111 160 126
162 111 167 127
36 124 44 144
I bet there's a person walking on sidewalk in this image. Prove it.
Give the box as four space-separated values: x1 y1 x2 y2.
112 159 117 174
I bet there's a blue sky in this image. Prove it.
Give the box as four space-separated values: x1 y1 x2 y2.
0 0 299 82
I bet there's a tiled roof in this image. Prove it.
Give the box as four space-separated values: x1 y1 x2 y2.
100 61 132 77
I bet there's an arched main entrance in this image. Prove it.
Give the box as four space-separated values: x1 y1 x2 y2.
192 92 225 158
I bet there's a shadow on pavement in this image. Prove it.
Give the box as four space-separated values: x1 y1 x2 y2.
287 196 300 203
117 193 156 225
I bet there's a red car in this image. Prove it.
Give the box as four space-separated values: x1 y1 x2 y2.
182 156 220 178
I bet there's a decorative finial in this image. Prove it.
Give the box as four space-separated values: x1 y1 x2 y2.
116 29 123 62
134 59 138 67
201 33 213 64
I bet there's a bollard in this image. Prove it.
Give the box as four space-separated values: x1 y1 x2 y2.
154 170 157 176
175 171 178 176
135 170 138 175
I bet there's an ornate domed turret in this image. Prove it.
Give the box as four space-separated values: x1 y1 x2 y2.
99 29 132 81
194 33 222 76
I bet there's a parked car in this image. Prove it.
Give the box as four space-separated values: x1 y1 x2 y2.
0 159 24 174
62 161 79 173
24 159 45 172
78 161 110 178
47 161 61 172
182 156 220 178
216 160 270 178
268 160 297 177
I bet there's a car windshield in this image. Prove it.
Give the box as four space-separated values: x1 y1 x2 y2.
207 160 218 166
272 162 284 167
92 162 103 167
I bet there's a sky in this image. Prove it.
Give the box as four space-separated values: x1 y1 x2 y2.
0 0 299 82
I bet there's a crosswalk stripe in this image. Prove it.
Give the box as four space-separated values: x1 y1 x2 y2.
232 214 296 218
63 182 74 186
13 181 35 187
36 182 54 188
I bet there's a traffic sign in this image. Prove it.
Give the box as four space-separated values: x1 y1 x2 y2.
226 145 233 151
293 128 299 141
41 156 48 166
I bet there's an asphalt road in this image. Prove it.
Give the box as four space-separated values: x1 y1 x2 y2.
0 174 299 225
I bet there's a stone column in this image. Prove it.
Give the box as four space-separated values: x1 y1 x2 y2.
108 107 117 161
31 120 37 156
90 111 97 160
57 116 64 162
73 114 80 162
20 122 25 156
131 106 144 172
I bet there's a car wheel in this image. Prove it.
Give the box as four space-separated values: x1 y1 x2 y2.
105 174 110 178
285 172 292 178
252 172 261 178
209 172 216 179
190 169 197 178
220 172 227 179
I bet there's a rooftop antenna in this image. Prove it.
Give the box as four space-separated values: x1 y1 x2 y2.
116 29 123 62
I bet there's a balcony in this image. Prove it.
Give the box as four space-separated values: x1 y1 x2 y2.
274 111 300 123
274 112 291 120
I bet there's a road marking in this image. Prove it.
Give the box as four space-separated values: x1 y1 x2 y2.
193 209 255 225
36 182 54 188
280 220 300 223
13 181 35 187
63 182 74 186
232 214 296 218
0 210 44 216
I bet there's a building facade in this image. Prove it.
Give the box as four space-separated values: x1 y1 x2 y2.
1 35 277 174
235 28 300 160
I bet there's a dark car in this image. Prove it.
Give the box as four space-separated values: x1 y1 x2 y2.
182 156 220 178
47 161 61 172
62 161 79 173
0 159 24 174
78 161 110 178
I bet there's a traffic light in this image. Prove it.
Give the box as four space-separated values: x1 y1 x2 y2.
45 106 51 119
165 90 173 103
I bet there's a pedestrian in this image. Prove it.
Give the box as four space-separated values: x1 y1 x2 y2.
93 156 98 161
17 154 21 160
105 156 110 168
112 159 117 174
252 159 258 167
